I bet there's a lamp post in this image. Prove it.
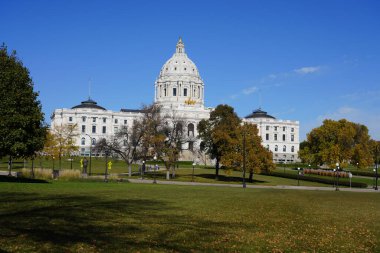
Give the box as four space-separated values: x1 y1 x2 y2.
85 134 92 176
375 145 379 190
192 162 196 182
153 156 157 184
242 125 246 189
297 167 300 186
104 150 109 183
335 163 340 191
373 169 376 189
141 160 145 180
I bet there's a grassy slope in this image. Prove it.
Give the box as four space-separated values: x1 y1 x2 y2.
0 181 379 252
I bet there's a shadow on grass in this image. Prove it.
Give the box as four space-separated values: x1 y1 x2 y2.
0 191 232 252
197 173 266 183
0 175 48 184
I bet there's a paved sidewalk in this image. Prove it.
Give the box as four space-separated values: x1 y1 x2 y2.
128 178 380 193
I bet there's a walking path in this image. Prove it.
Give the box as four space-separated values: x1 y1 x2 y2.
128 178 380 193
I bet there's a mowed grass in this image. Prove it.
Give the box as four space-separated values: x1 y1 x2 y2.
0 182 379 252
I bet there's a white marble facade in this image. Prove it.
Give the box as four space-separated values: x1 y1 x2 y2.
50 38 300 162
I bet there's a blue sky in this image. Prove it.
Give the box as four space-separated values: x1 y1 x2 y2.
1 0 379 140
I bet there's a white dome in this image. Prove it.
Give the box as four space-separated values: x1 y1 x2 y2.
155 38 205 108
158 38 202 82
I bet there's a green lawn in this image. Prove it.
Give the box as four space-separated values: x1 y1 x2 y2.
0 181 379 252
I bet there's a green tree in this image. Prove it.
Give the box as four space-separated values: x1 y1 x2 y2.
0 45 46 175
300 119 373 169
197 104 241 179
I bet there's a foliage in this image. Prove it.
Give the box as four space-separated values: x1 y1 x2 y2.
0 44 46 161
47 123 79 169
197 104 241 178
221 123 275 181
300 119 373 169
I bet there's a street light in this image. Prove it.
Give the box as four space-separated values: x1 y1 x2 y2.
373 169 376 189
192 162 196 182
335 163 340 191
85 134 92 176
242 125 246 189
297 167 300 186
141 160 145 180
153 156 157 184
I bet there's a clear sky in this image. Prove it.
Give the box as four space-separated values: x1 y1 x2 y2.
1 0 379 140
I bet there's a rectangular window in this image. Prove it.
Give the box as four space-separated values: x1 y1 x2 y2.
102 126 106 134
188 141 194 151
274 134 277 141
291 127 294 132
115 119 118 124
266 134 269 141
81 125 86 133
92 117 96 123
282 134 286 141
92 126 96 134
69 116 73 122
274 126 278 131
82 116 86 122
114 126 118 133
124 120 127 125
173 88 177 96
103 118 106 123
184 88 188 96
266 126 269 130
291 135 294 142
283 126 286 131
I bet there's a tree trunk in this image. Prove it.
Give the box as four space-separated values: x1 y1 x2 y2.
249 171 253 183
215 159 220 180
8 156 12 176
31 159 35 179
128 164 132 177
166 170 170 180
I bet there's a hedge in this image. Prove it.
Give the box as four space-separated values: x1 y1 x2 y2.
261 171 368 188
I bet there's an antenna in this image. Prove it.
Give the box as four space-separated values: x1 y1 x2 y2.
88 78 92 99
258 88 262 109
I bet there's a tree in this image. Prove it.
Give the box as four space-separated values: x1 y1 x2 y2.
0 45 47 174
197 104 241 179
140 105 187 179
94 117 145 177
221 123 275 182
299 119 373 168
50 123 79 169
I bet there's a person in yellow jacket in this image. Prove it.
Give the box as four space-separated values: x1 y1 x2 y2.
107 161 112 170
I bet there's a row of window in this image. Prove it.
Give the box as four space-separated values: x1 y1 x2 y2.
81 137 96 146
267 145 296 153
265 133 295 142
81 125 121 134
266 126 295 132
160 87 201 98
69 116 128 125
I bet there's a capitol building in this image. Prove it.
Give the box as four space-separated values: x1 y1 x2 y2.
51 38 300 163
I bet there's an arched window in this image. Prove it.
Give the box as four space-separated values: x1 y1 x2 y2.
188 123 194 137
275 145 278 152
283 145 286 152
81 137 85 145
176 123 183 135
291 146 294 152
92 138 96 145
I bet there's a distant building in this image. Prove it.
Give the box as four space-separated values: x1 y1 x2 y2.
243 109 300 163
51 38 300 162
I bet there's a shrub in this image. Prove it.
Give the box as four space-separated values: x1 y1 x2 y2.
58 169 81 180
21 168 52 180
